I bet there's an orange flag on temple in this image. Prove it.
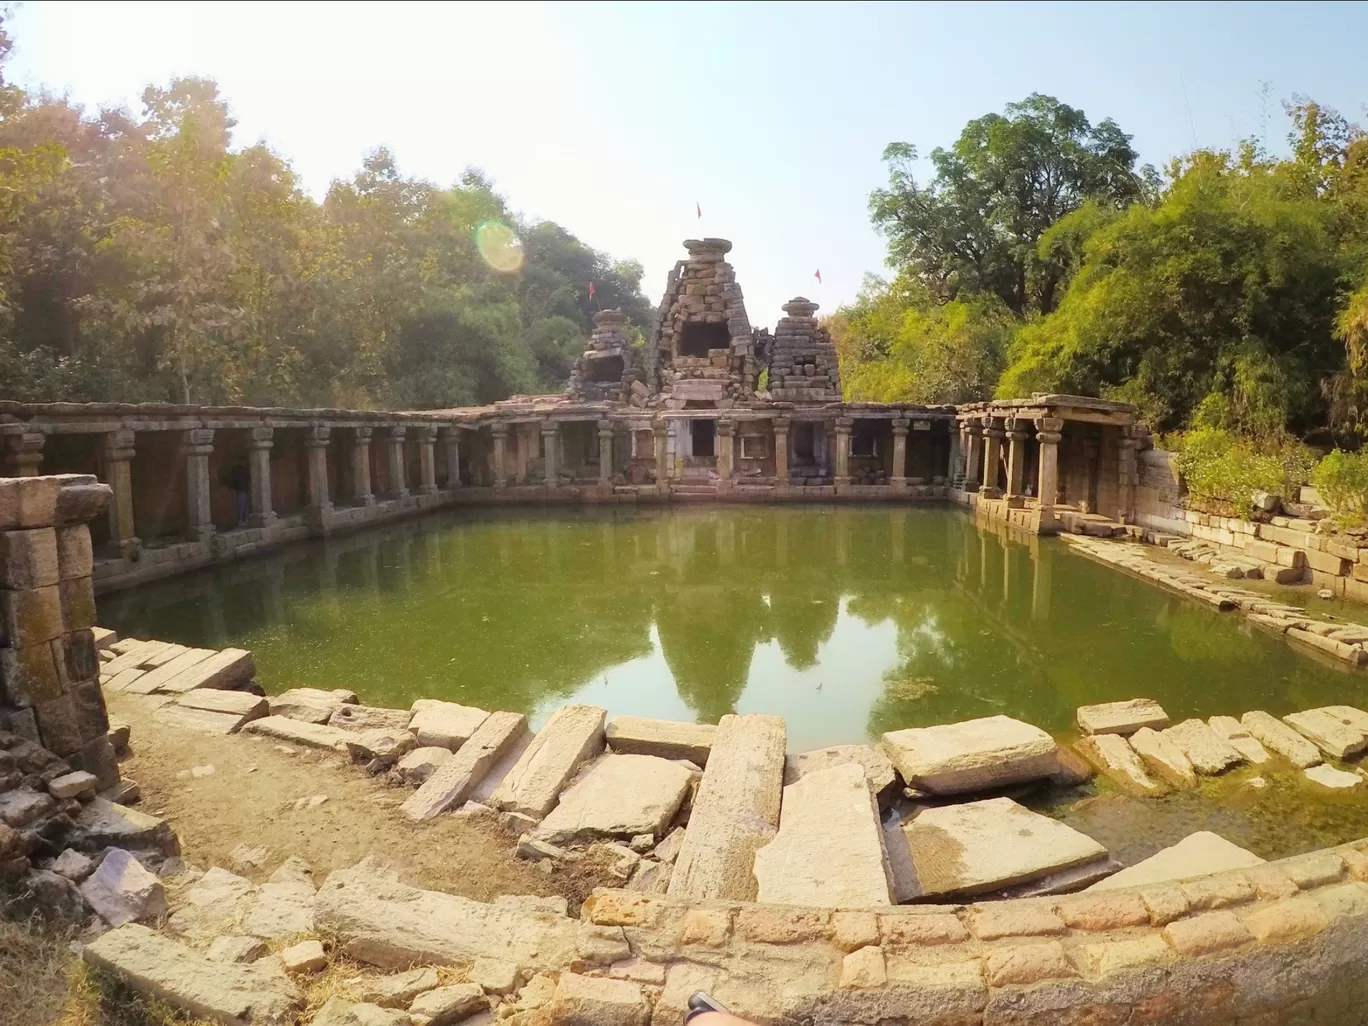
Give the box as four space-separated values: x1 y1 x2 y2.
588 282 595 299
814 269 822 284
696 201 702 219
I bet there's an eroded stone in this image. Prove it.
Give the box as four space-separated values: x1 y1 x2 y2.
1087 831 1265 891
535 754 692 845
1076 698 1169 736
879 715 1057 795
1128 726 1197 788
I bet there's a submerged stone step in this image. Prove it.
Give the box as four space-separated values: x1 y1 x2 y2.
1128 727 1196 788
753 762 893 907
667 712 786 902
533 753 693 845
1284 709 1368 759
878 715 1058 795
82 922 303 1026
490 704 607 819
1086 831 1265 891
402 711 529 821
1241 710 1323 768
1074 733 1168 797
1162 718 1244 775
902 796 1110 899
783 743 899 806
605 715 716 766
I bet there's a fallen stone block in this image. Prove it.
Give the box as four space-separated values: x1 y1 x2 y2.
409 699 489 751
490 704 606 819
80 848 167 927
552 972 649 1026
1242 710 1323 768
121 647 219 695
605 716 716 766
51 848 94 882
468 957 519 994
395 746 451 785
1162 718 1244 774
517 834 574 862
243 875 316 940
1087 831 1265 891
1128 727 1196 788
879 715 1057 795
207 936 269 964
1320 705 1368 733
174 688 268 720
783 743 899 806
668 713 785 902
402 711 529 821
167 867 257 940
313 997 410 1026
1304 764 1362 789
534 754 693 845
346 729 417 768
281 939 326 974
329 704 412 732
241 715 357 752
82 923 303 1026
1075 733 1168 797
73 797 178 856
157 648 256 694
903 797 1109 899
314 859 579 971
754 762 892 907
356 967 441 1007
92 625 118 650
267 687 358 724
408 983 487 1026
47 769 97 799
1075 699 1169 736
1284 709 1368 759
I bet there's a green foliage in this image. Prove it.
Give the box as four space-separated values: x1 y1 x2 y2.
830 273 1014 403
1311 448 1368 523
0 16 648 407
1172 428 1318 514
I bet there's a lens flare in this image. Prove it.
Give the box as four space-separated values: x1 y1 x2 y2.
476 220 525 273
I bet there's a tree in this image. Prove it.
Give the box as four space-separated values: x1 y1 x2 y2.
869 94 1151 317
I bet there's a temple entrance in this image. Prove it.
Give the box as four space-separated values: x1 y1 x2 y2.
691 419 716 459
586 354 624 382
677 322 729 358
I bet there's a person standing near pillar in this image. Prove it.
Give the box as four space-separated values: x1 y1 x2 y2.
228 459 250 527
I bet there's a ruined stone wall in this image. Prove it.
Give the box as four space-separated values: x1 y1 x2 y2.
767 297 841 403
567 309 648 406
1 475 120 788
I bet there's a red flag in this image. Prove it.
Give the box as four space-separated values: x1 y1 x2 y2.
588 282 595 299
814 269 822 284
696 201 702 219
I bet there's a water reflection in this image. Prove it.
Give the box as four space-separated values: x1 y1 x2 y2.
101 505 1364 750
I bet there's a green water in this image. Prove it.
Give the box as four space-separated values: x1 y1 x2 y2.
101 505 1368 858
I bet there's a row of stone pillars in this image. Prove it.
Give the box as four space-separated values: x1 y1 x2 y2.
490 420 618 488
956 416 1063 509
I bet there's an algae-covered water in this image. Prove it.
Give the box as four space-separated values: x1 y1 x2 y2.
102 505 1368 859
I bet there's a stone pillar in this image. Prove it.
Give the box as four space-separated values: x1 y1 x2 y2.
981 420 1004 498
305 424 333 514
653 420 669 487
717 418 734 484
833 417 852 487
773 417 790 484
964 422 982 489
1005 419 1028 503
2 429 44 477
100 429 137 557
1036 417 1062 512
0 474 120 792
1118 428 1138 523
491 423 509 488
541 421 559 486
598 420 614 485
247 426 277 527
891 417 909 490
949 425 963 487
441 427 462 487
352 426 375 505
183 427 216 540
387 426 409 499
417 425 437 495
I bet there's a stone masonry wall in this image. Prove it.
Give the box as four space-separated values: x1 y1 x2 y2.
1 475 120 789
767 297 841 403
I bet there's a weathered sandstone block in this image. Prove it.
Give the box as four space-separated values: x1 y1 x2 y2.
1075 733 1168 797
534 754 693 845
490 704 606 819
605 715 715 766
1128 727 1196 788
1241 710 1322 768
267 688 357 724
402 711 528 821
1075 698 1169 736
1087 831 1264 891
1284 709 1368 759
1162 718 1243 774
783 744 899 806
879 715 1057 795
242 715 356 752
408 699 489 751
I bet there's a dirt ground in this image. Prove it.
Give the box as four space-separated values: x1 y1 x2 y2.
102 692 619 910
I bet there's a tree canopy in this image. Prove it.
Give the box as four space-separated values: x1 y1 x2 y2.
0 17 649 408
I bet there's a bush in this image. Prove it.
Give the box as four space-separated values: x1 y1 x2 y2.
1312 449 1368 524
1172 428 1318 516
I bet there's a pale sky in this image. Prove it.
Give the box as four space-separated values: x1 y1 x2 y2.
9 1 1368 327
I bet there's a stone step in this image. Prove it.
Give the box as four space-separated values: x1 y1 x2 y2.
402 711 531 821
1075 698 1169 737
753 762 893 907
605 715 716 765
157 647 256 694
1241 710 1323 768
533 753 694 845
153 704 256 736
241 715 358 751
667 712 786 902
490 704 607 819
100 639 174 677
879 714 1058 795
82 923 303 1026
122 647 218 695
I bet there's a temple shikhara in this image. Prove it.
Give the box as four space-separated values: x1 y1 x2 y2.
1 237 1143 591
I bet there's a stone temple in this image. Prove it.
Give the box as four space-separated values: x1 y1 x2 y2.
1 236 1144 592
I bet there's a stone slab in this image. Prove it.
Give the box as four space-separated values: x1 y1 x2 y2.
73 797 178 856
1305 764 1362 789
1076 699 1169 736
82 922 303 1026
1207 715 1250 740
402 711 529 821
267 688 358 724
241 715 357 751
1162 718 1244 774
605 716 716 766
80 847 168 927
903 797 1109 899
173 688 268 719
243 880 317 939
315 859 579 971
753 762 893 907
534 754 693 845
121 647 218 695
153 705 254 736
783 744 899 806
1074 733 1168 797
409 699 489 751
328 705 412 732
667 713 785 902
1284 709 1368 759
99 640 173 677
1087 831 1265 891
1128 726 1196 788
158 648 256 694
879 715 1058 795
1320 705 1368 733
1242 710 1323 768
490 704 606 819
